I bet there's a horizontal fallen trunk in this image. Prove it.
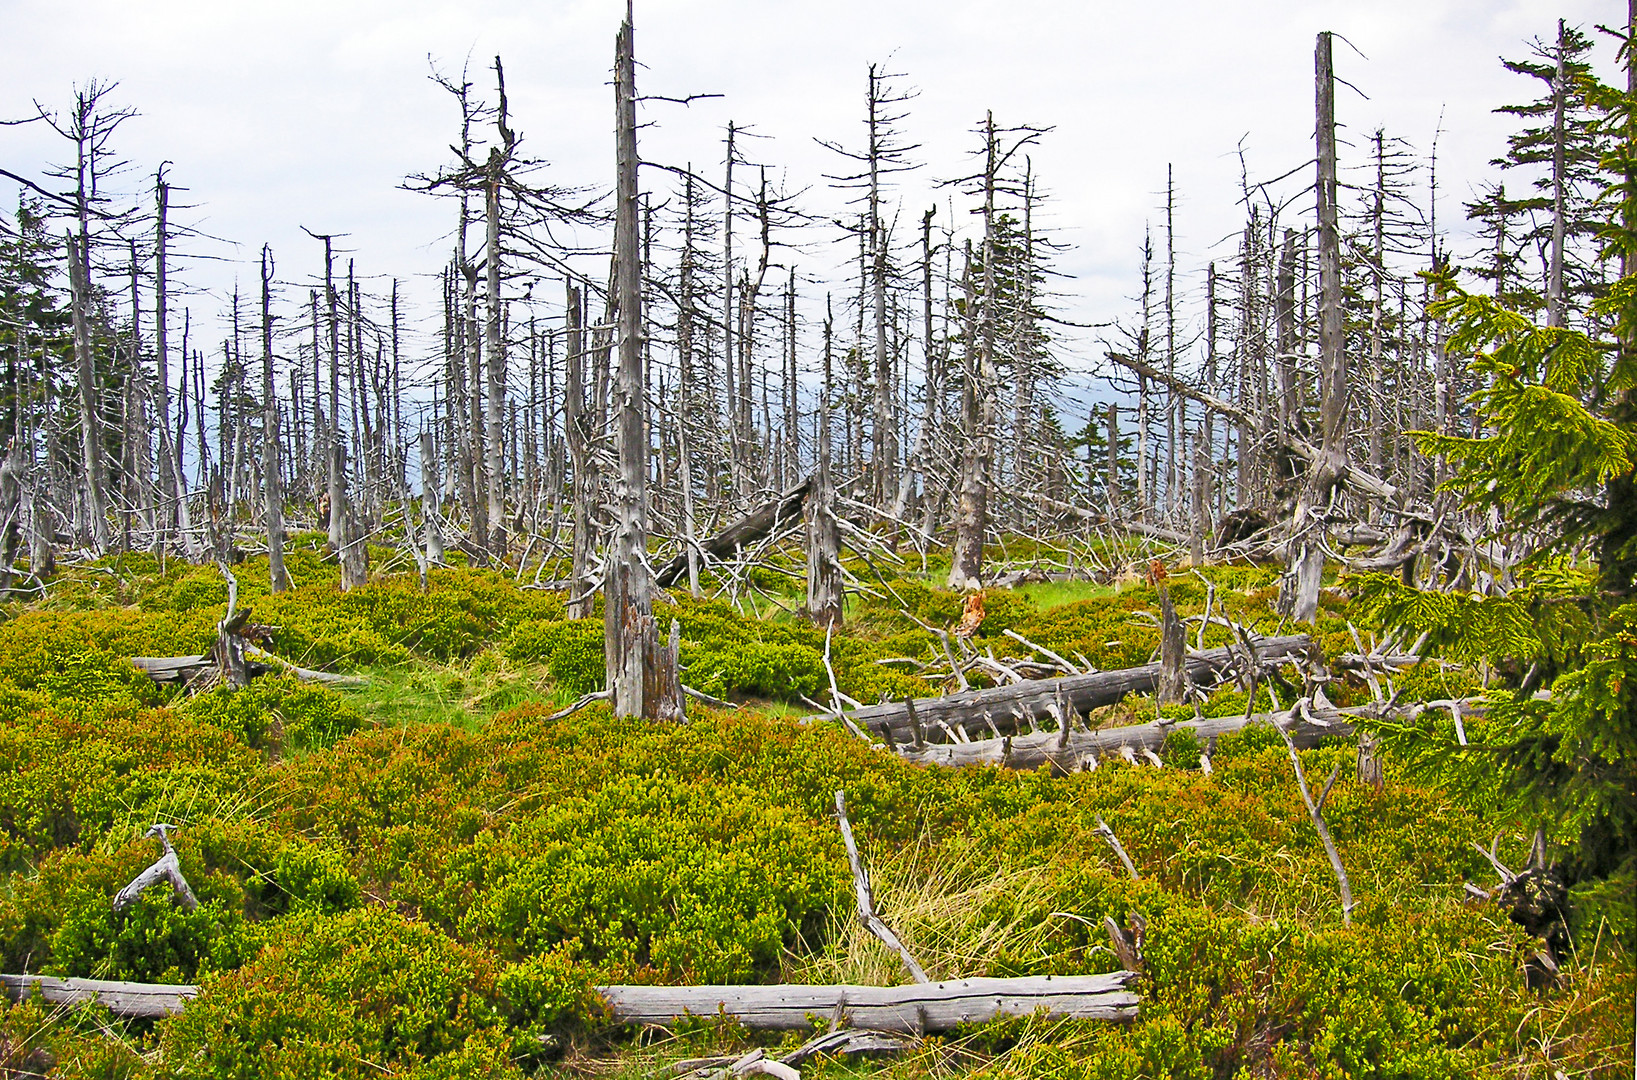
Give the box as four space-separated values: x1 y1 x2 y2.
655 476 813 588
900 704 1357 771
3 970 1138 1032
598 972 1139 1032
829 635 1311 744
1 974 196 1019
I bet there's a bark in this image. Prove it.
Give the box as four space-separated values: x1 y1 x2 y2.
65 231 108 552
1547 19 1568 328
897 699 1351 770
0 975 195 1021
808 309 844 626
1156 585 1188 705
830 634 1311 745
565 282 596 618
654 476 813 588
1283 31 1348 623
604 11 681 721
419 431 445 565
596 973 1139 1032
261 247 289 593
484 56 515 556
949 182 995 592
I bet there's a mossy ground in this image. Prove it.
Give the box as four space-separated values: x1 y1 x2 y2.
0 539 1628 1078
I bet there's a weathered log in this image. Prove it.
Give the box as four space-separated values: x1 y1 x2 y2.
899 702 1351 771
0 969 1138 1032
655 476 813 588
129 651 363 690
828 635 1311 745
0 974 196 1019
596 972 1139 1032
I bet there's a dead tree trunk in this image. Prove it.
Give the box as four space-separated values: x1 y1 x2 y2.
604 9 681 721
565 281 596 618
65 231 109 553
484 56 517 558
655 476 812 588
261 246 289 593
807 308 844 627
831 634 1311 744
1282 31 1348 623
419 431 445 565
1156 584 1188 706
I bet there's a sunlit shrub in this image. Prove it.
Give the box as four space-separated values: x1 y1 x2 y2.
158 906 503 1079
179 674 363 754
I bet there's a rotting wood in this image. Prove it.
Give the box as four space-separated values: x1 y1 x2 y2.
656 476 813 588
596 972 1139 1032
1 974 196 1020
819 634 1311 744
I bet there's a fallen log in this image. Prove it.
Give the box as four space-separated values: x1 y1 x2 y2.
899 703 1355 772
129 651 363 690
899 696 1487 773
655 476 813 588
129 562 364 692
597 972 1139 1032
826 635 1312 745
1 974 196 1019
3 971 1138 1032
130 654 270 686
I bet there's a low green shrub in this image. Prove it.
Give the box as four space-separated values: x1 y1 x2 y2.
179 674 363 753
157 907 503 1079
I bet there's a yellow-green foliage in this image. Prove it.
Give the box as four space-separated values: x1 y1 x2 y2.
0 560 1627 1079
157 906 504 1079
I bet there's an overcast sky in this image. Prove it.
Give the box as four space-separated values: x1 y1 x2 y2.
0 0 1623 399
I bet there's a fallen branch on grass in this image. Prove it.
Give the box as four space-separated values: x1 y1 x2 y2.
836 790 928 984
6 971 1140 1031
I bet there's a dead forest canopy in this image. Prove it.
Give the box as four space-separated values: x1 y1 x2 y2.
0 7 1635 1080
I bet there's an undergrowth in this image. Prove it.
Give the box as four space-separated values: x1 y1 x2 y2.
0 549 1627 1078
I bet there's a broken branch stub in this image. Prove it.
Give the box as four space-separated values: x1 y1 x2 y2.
113 823 198 913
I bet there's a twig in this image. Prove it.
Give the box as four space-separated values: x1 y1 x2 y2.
1094 815 1140 880
1275 713 1354 924
681 684 738 710
1001 628 1081 675
835 790 929 984
545 689 612 722
113 824 198 912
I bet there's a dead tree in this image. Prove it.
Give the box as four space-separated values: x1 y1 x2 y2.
604 7 681 721
806 308 844 627
565 280 597 618
484 56 517 558
1281 31 1349 623
260 246 289 592
419 431 445 565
